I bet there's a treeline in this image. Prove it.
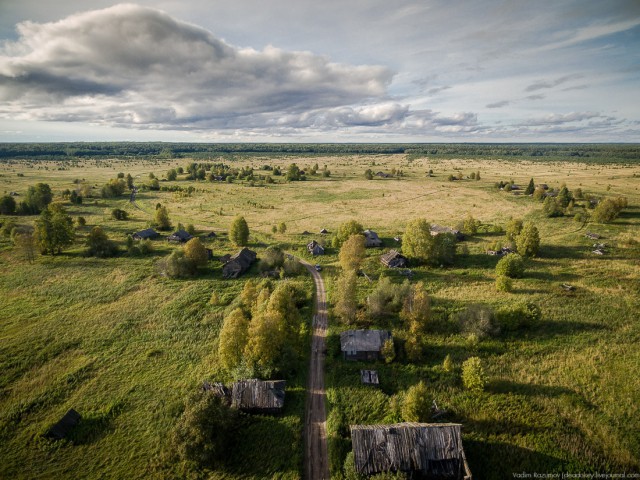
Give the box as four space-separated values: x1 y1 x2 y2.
1 142 639 163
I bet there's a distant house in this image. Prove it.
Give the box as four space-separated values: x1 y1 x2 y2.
363 229 383 247
230 379 286 414
132 228 160 240
350 423 472 479
319 228 329 234
167 229 193 243
340 329 392 361
46 409 81 440
585 232 601 240
430 224 464 241
222 248 257 278
361 370 379 385
376 171 391 178
307 240 325 256
380 250 407 268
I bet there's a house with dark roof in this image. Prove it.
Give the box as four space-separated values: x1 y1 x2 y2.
132 228 160 240
363 229 383 247
350 423 472 479
46 409 81 440
380 250 407 268
222 248 257 278
230 379 286 414
167 229 193 243
340 329 392 361
307 240 325 256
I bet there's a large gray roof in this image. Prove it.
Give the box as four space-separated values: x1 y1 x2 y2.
340 329 391 353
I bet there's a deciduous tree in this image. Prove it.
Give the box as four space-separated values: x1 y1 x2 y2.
218 308 250 371
339 234 365 272
184 238 209 267
515 222 540 257
229 216 249 246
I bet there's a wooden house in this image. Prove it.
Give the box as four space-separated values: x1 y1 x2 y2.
350 423 472 479
46 409 81 440
340 329 392 361
167 229 193 243
363 230 383 247
230 379 286 414
222 248 257 278
319 228 329 234
307 240 325 256
132 228 160 240
380 250 407 268
430 224 464 241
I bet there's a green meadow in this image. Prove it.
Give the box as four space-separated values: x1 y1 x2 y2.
0 145 639 479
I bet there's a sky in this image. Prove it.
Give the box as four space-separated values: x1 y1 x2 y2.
0 0 639 142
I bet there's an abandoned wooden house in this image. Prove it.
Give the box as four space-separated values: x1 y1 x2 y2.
319 228 329 234
167 229 193 243
132 228 160 240
380 250 408 268
340 329 392 361
361 369 379 385
376 171 391 178
430 225 464 241
222 248 257 278
46 409 81 440
364 229 383 247
585 232 601 240
350 423 472 480
230 379 286 414
307 240 325 255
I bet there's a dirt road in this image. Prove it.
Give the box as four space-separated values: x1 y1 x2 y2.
302 260 330 480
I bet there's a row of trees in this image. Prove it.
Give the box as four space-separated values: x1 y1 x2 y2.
217 279 309 377
0 183 53 215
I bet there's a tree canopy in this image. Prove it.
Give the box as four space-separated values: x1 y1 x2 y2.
230 216 249 246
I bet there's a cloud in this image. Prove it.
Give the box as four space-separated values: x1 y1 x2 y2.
524 74 584 92
518 111 602 126
486 100 510 108
0 4 395 131
525 94 545 100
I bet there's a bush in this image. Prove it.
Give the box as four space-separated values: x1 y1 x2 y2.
229 216 249 246
76 216 86 227
381 339 396 364
515 222 540 257
154 206 171 231
86 226 119 258
158 250 196 278
495 253 525 278
332 220 364 248
170 391 237 468
495 301 541 331
543 196 564 217
184 238 209 267
495 275 513 292
457 304 499 339
401 381 430 422
0 195 16 215
111 208 129 220
462 357 487 393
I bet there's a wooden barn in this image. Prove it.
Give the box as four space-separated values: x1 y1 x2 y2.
167 229 193 243
364 230 383 247
307 240 325 256
430 225 464 241
132 228 160 240
350 423 472 479
230 379 286 414
46 409 81 440
222 248 257 279
340 329 392 361
380 250 407 268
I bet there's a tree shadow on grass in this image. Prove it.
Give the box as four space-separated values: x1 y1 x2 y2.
513 319 608 340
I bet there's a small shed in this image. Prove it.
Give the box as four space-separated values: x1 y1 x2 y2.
222 248 257 278
380 250 407 268
350 423 472 479
361 370 379 385
132 228 160 240
307 240 325 256
430 225 464 241
585 232 601 240
340 329 392 361
167 229 193 243
319 228 329 234
231 379 286 414
46 409 81 440
364 230 383 248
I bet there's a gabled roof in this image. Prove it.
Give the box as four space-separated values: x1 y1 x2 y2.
46 409 81 440
364 229 383 247
168 229 193 242
351 423 472 479
340 329 391 353
307 240 325 254
231 379 286 412
380 249 407 267
223 248 257 278
133 228 159 239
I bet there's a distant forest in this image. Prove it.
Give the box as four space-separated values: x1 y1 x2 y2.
1 142 639 163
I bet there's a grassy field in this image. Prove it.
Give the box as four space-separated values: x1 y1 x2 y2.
0 150 639 479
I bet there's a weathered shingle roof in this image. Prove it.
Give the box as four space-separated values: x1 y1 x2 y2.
340 329 391 353
133 228 159 239
231 379 286 412
380 250 407 267
223 248 257 278
168 229 193 242
364 230 383 247
351 423 472 479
